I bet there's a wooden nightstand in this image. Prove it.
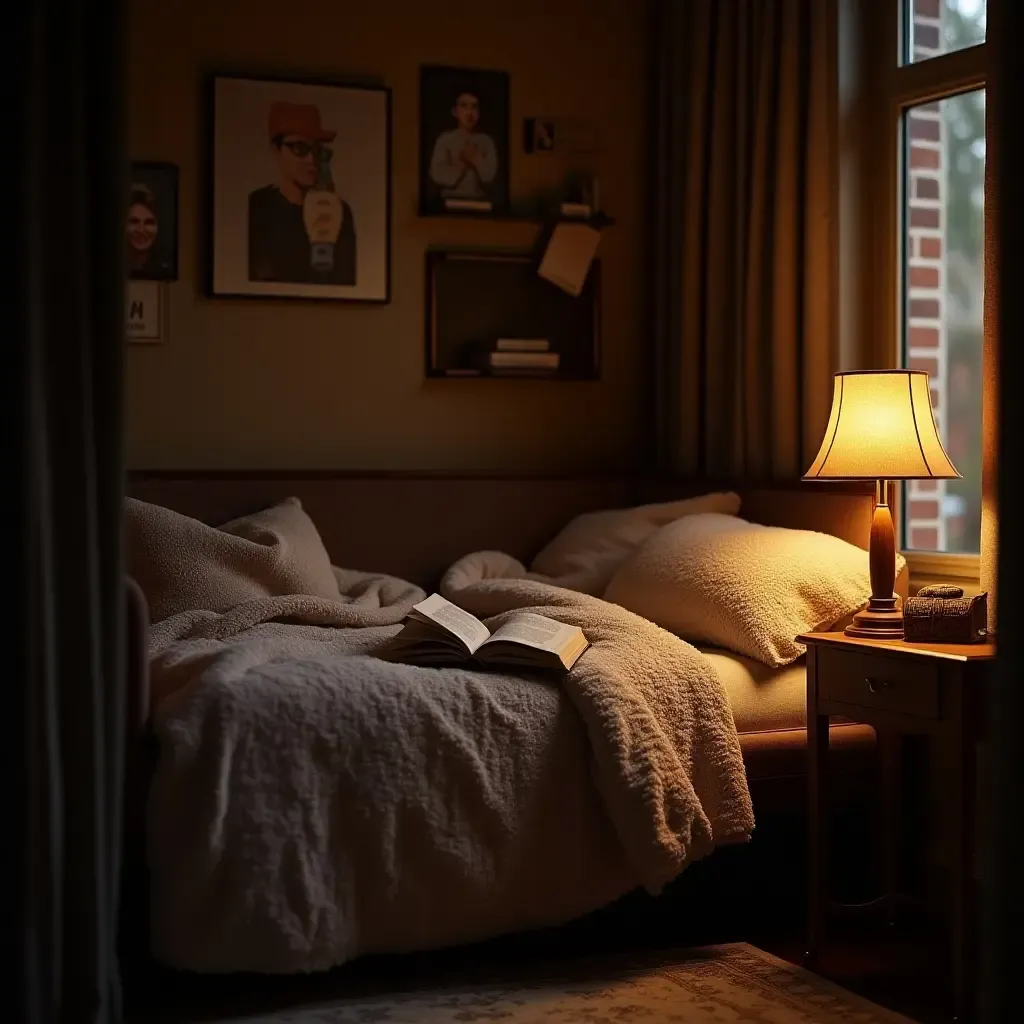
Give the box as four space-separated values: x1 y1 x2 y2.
800 631 996 1022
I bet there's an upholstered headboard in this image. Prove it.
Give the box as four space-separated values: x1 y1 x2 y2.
126 471 875 588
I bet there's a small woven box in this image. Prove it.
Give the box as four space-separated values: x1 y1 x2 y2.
903 585 988 643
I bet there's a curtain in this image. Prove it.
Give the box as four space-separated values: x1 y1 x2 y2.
980 71 998 634
14 1 127 1022
981 2 1023 1019
651 0 838 478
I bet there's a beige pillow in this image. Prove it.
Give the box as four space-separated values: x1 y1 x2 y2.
604 513 907 667
125 496 341 623
530 492 742 595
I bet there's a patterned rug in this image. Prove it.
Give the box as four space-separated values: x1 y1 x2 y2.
228 943 915 1023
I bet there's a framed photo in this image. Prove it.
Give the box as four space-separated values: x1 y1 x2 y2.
419 66 510 216
125 280 163 342
209 73 391 303
523 118 556 154
127 162 178 281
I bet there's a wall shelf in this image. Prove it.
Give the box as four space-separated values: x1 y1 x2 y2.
425 249 601 380
427 369 600 381
418 210 615 229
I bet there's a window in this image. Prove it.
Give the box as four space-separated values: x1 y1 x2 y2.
893 0 987 564
903 0 986 64
901 89 984 554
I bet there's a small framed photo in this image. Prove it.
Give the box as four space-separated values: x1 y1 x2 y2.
125 280 163 343
209 73 391 303
419 65 510 215
524 118 556 154
127 162 178 281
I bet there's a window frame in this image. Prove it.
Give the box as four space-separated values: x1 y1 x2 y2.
858 1 987 580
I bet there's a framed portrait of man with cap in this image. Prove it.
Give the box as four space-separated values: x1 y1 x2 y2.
209 74 391 302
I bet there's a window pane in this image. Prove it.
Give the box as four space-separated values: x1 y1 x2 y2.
901 89 984 554
904 0 986 64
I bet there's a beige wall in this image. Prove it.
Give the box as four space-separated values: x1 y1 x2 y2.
126 0 651 471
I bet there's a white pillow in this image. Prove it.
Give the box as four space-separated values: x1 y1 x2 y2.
530 492 742 595
604 513 907 667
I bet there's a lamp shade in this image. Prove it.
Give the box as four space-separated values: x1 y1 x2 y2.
804 370 960 480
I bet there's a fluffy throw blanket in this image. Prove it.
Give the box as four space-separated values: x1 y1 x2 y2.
147 552 752 974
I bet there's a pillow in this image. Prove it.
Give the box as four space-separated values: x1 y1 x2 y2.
604 513 907 667
529 491 741 595
125 496 341 623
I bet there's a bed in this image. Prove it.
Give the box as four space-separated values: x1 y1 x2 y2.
121 472 890 974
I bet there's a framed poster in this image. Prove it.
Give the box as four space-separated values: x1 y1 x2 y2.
209 73 391 302
419 65 510 215
127 162 178 281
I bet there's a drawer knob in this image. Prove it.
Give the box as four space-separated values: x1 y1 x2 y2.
866 677 893 694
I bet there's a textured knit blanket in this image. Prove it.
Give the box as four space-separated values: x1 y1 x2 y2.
146 552 752 974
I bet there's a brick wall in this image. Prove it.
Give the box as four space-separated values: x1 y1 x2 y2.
905 0 947 551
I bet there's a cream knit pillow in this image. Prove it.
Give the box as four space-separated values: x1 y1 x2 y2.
604 513 906 667
126 496 341 623
529 491 741 595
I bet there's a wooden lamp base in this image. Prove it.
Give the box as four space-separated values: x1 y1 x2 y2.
845 597 904 639
845 480 904 640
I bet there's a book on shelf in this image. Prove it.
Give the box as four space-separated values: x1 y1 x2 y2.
489 369 558 377
444 198 493 212
559 202 592 218
496 338 551 352
377 593 589 672
489 350 560 369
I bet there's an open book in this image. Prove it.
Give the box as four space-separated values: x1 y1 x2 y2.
377 593 590 673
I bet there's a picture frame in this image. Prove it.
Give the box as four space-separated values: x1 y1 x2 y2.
125 280 164 343
523 118 556 155
425 249 601 379
208 73 391 303
127 162 178 281
419 66 510 216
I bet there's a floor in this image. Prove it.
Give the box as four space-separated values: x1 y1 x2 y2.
763 920 953 1024
125 916 953 1023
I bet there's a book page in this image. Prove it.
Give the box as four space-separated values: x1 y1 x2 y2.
482 613 578 654
381 620 467 653
410 593 491 653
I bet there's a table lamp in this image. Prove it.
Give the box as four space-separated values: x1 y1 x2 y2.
803 370 960 638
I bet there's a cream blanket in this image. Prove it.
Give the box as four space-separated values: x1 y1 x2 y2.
147 553 753 974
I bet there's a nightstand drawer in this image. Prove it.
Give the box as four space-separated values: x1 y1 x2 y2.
817 646 939 718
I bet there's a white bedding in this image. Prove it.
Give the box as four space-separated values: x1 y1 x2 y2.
697 648 806 734
146 551 753 974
